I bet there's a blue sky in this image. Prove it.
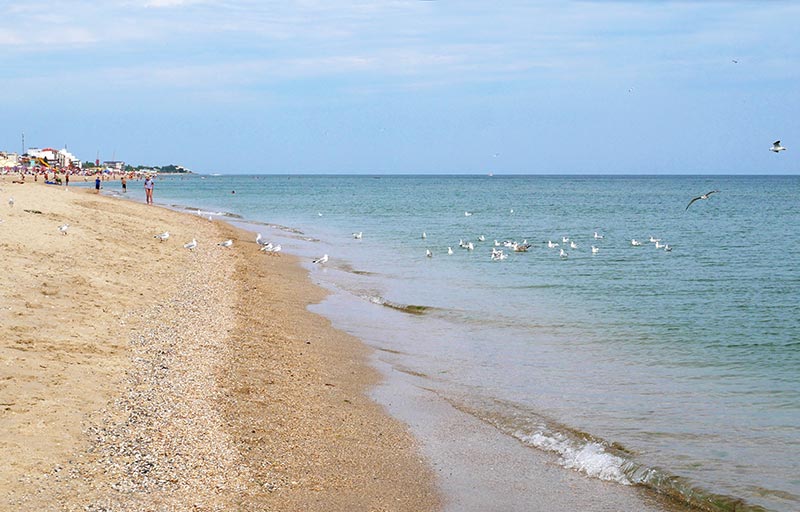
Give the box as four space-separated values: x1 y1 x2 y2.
1 1 797 174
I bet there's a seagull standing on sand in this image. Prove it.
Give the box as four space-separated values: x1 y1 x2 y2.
313 254 328 264
154 231 170 242
8 197 14 208
685 190 719 211
59 224 69 235
770 141 786 153
184 239 197 250
256 233 269 246
218 239 233 248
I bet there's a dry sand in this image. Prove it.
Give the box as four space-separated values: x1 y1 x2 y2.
0 179 439 511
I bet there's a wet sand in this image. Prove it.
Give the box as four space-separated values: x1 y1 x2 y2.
0 179 439 510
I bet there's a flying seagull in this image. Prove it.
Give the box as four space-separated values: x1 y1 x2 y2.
770 141 786 153
685 190 719 211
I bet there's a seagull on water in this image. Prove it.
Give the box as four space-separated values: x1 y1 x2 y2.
421 232 427 239
770 141 786 153
591 245 600 254
559 248 568 259
547 240 559 249
59 224 69 235
313 254 329 264
353 231 363 239
154 231 169 242
631 239 642 246
685 190 719 211
184 239 197 250
594 231 604 240
464 211 473 217
447 247 453 255
218 239 233 248
426 249 433 258
570 241 578 249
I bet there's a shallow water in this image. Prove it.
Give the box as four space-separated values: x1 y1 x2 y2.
116 174 799 511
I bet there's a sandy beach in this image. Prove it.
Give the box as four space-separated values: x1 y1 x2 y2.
0 179 439 510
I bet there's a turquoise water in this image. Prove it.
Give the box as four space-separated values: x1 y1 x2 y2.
110 174 799 511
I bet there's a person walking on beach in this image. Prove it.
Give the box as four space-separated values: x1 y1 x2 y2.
121 176 127 193
95 175 101 193
65 172 70 187
144 175 154 204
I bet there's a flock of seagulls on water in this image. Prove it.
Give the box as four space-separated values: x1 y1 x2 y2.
1 138 788 269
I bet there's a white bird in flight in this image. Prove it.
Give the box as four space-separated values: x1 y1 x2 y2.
184 239 197 250
685 190 719 211
154 231 169 242
313 254 328 264
770 140 786 153
218 239 233 248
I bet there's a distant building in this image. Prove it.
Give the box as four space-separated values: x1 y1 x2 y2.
27 147 82 169
103 160 126 171
0 151 19 169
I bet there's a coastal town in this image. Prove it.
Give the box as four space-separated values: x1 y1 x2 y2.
0 145 191 182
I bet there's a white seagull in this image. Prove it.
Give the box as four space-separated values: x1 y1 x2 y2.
685 190 719 211
591 245 600 254
353 231 363 239
184 239 198 250
313 254 328 264
770 140 786 153
154 231 170 242
570 241 578 249
594 231 604 240
464 211 473 217
421 232 427 239
8 197 14 207
631 239 642 246
447 247 453 255
426 249 433 258
218 239 233 248
270 244 282 254
259 242 274 252
256 233 269 246
59 224 69 235
547 240 559 248
559 248 568 259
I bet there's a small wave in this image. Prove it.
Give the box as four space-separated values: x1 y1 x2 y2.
362 295 431 315
452 398 769 512
177 206 243 219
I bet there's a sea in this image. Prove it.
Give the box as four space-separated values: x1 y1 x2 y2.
97 174 799 511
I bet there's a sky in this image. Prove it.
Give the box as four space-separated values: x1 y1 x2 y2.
0 0 797 174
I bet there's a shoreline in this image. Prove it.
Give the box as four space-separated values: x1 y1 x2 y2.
37 178 741 512
0 180 439 510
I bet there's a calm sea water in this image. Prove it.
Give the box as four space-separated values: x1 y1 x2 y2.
108 174 799 511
